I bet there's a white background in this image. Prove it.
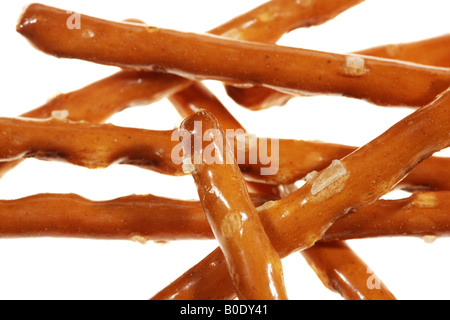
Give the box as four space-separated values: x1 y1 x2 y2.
0 0 449 300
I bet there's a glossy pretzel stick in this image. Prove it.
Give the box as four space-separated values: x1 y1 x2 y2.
17 4 450 108
170 0 363 130
358 33 450 68
0 117 181 176
227 34 450 110
0 193 211 241
179 110 288 300
22 71 190 123
0 115 449 191
302 242 395 300
152 88 450 300
0 116 346 184
0 191 448 243
170 82 395 300
0 193 276 241
323 191 450 242
173 85 450 191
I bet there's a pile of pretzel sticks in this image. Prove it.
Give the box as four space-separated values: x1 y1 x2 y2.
2 0 450 299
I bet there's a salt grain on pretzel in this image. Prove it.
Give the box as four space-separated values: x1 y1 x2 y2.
179 110 288 300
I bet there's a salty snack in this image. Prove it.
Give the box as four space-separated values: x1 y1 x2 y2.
1 0 449 300
179 110 288 300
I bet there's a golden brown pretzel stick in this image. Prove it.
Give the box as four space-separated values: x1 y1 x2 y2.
225 85 295 112
17 4 450 108
23 71 190 123
227 34 450 110
208 0 364 42
323 191 450 242
0 193 273 241
180 110 288 300
0 115 449 191
170 81 395 300
302 242 396 300
244 139 450 190
0 191 449 242
152 88 450 300
0 117 180 176
358 33 450 68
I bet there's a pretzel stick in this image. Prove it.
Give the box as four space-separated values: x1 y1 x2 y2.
0 115 449 192
208 0 364 43
17 0 364 121
22 71 190 123
0 117 181 176
227 34 450 110
17 4 450 108
242 139 450 190
152 87 450 300
323 191 450 242
358 34 450 68
302 242 395 300
0 116 353 182
0 193 275 241
179 110 288 300
170 81 395 300
0 191 448 243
